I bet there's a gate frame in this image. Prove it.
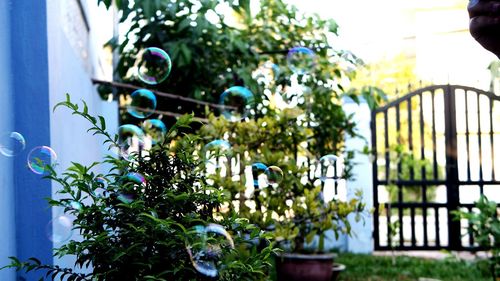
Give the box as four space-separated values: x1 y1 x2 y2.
371 84 500 251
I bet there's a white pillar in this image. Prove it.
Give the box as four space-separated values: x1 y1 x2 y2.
343 97 374 253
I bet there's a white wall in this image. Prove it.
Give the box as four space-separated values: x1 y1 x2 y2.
46 0 117 272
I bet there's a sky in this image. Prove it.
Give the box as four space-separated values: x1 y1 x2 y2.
286 0 497 88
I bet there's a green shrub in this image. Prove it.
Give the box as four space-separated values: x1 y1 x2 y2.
2 95 275 280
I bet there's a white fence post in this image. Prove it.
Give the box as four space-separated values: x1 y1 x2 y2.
343 97 374 254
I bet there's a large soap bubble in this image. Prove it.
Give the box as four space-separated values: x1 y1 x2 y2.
0 132 26 157
118 124 145 161
27 146 57 175
137 47 172 85
287 46 316 75
127 89 157 119
219 86 255 122
187 224 235 277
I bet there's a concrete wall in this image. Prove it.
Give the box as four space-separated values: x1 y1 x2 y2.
46 0 117 272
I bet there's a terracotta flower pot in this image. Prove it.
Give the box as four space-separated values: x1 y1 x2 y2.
331 263 346 281
275 252 336 281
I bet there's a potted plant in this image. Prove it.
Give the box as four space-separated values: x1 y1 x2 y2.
195 104 368 281
2 96 275 280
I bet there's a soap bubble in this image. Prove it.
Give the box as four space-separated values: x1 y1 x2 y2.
219 86 255 122
251 162 268 187
27 146 57 175
265 166 283 188
0 132 26 157
95 177 107 188
66 201 83 211
93 177 108 198
46 215 73 243
141 119 167 145
187 224 235 278
202 140 232 168
317 154 344 182
137 47 172 85
117 124 145 161
127 89 157 119
287 46 316 75
124 172 146 188
117 193 135 204
253 61 280 85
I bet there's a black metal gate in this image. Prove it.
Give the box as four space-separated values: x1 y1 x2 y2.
371 85 500 250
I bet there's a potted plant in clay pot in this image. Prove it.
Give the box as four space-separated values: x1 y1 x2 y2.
195 96 368 281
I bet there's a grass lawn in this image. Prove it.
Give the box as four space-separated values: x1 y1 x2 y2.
336 253 492 281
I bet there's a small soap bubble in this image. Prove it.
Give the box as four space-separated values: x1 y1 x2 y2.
141 119 167 145
27 146 57 175
265 166 283 188
137 47 172 85
187 224 235 278
92 177 108 198
219 86 255 122
127 89 157 119
253 61 280 85
251 162 267 187
287 46 316 75
124 172 146 187
117 193 135 204
317 154 344 182
66 201 83 211
0 132 26 157
202 140 232 168
46 215 73 243
96 177 107 188
118 124 145 161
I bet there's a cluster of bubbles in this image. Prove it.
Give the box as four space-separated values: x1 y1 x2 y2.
187 223 235 278
0 132 58 176
118 47 173 160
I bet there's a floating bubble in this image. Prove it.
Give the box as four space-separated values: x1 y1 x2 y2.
66 201 83 211
137 47 172 85
92 177 108 198
27 146 57 175
187 224 235 278
202 140 232 168
251 162 267 187
265 166 283 188
317 154 344 182
253 61 280 85
287 46 316 75
219 86 255 122
127 89 157 119
117 193 135 204
0 132 26 157
141 119 167 145
124 172 146 187
96 177 107 188
118 124 145 161
46 215 73 243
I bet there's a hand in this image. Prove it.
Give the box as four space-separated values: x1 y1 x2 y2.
468 0 500 57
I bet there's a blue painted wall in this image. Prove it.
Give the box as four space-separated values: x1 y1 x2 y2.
0 0 17 280
0 0 117 279
10 0 53 280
